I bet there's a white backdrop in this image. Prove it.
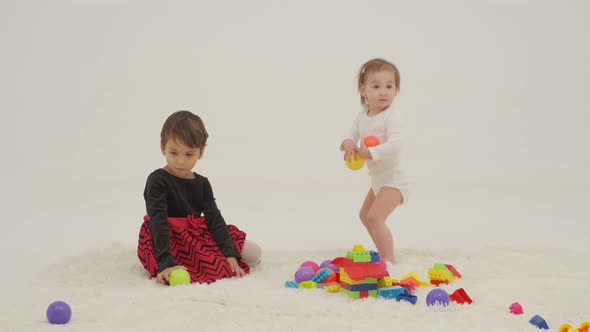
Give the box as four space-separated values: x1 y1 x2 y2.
1 0 589 280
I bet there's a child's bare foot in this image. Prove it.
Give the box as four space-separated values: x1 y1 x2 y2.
385 261 396 275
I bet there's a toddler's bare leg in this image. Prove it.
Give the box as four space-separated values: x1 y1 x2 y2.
359 188 377 246
364 187 403 264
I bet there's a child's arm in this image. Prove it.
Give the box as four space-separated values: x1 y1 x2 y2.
201 178 241 260
144 175 179 273
367 110 402 160
340 112 362 161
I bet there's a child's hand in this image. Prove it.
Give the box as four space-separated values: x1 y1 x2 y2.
358 145 373 160
341 139 360 162
156 265 187 285
227 257 247 277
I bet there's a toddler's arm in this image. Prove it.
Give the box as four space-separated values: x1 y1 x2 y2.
145 176 178 272
202 178 241 260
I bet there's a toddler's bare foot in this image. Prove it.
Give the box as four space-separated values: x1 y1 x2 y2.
385 261 396 275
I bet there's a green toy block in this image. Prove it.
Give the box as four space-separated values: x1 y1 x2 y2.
346 251 372 263
340 288 379 299
433 263 452 274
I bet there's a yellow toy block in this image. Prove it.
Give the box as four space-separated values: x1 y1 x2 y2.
400 272 431 287
340 271 378 285
352 244 365 252
378 276 398 288
428 267 453 282
324 285 340 293
299 280 318 288
401 272 420 281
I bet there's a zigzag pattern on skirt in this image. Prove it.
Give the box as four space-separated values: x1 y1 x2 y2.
137 215 249 284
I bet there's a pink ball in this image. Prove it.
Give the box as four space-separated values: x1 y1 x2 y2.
300 261 320 273
294 266 315 283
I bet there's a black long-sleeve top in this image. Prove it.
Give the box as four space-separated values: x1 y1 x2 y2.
144 168 240 272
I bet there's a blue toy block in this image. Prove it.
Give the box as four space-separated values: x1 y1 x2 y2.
370 251 380 263
395 293 418 305
529 315 549 329
285 280 299 288
378 286 407 299
312 268 332 283
344 283 378 292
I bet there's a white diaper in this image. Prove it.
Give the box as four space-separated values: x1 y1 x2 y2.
369 167 409 204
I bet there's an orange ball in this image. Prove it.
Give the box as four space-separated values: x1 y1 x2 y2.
363 136 380 147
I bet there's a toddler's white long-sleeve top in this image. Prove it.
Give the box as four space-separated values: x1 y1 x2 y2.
342 107 404 177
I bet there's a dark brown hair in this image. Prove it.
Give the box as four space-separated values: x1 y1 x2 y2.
160 111 208 148
357 58 401 105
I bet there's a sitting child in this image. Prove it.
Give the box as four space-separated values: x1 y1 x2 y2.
137 110 262 284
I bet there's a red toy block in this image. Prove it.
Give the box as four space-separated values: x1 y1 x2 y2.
359 290 369 299
450 288 473 304
430 280 449 286
393 281 416 294
444 264 462 278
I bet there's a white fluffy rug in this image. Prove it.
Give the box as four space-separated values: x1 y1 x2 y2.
2 244 589 332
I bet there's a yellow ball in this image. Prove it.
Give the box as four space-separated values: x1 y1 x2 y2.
169 269 191 286
345 154 365 170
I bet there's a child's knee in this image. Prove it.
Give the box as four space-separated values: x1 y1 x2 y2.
366 214 384 227
359 210 370 226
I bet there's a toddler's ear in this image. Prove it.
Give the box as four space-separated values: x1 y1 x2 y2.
199 146 206 158
160 143 166 155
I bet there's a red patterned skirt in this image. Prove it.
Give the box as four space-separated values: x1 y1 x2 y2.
137 214 250 284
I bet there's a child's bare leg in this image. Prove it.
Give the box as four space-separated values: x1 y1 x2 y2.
359 188 377 247
241 240 262 266
365 187 403 263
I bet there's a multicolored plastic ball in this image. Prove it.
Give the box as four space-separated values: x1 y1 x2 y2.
169 268 191 286
319 259 332 269
345 154 365 170
300 261 320 273
294 266 316 283
426 288 450 306
319 259 339 273
321 268 337 283
46 301 71 324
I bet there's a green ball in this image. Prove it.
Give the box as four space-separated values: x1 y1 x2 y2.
169 269 191 286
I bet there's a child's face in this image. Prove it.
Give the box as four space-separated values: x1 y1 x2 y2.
161 138 203 179
361 70 397 112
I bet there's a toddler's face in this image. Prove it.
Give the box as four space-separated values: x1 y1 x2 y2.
161 138 203 179
361 70 397 112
